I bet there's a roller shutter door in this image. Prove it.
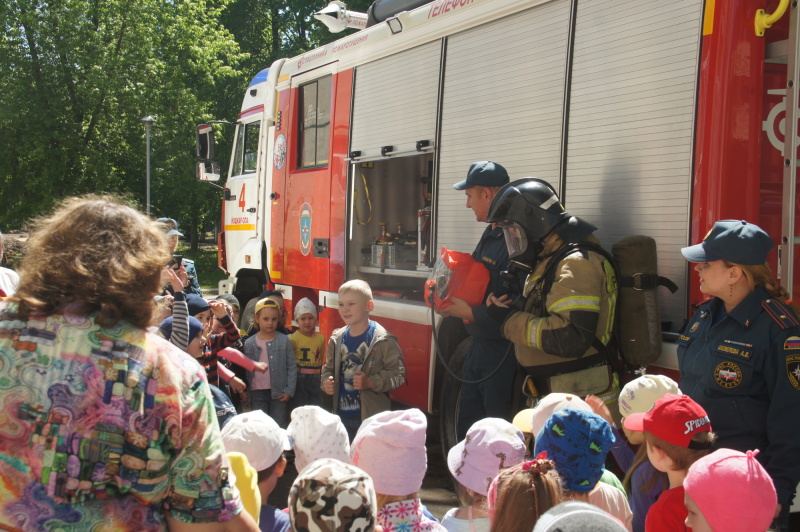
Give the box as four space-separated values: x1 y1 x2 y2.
564 0 703 327
350 41 441 158
437 0 571 254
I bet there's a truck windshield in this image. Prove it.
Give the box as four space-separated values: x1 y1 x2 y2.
231 121 260 176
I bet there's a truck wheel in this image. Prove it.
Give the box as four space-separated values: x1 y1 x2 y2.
439 337 471 461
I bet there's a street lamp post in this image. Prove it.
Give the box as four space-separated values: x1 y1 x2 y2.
141 116 155 217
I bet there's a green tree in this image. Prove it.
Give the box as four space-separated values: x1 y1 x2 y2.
220 0 373 86
0 0 379 247
0 0 245 234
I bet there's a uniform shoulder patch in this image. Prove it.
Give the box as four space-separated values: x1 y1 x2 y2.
784 336 800 350
786 354 800 391
762 299 800 330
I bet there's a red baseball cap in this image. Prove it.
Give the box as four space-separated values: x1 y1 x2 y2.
623 394 712 448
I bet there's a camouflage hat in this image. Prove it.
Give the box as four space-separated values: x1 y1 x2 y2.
215 293 241 312
289 458 378 532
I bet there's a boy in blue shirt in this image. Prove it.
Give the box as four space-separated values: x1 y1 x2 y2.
322 280 406 441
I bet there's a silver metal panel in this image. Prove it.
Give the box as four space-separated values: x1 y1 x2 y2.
779 1 800 295
350 41 441 157
565 0 703 328
437 0 571 254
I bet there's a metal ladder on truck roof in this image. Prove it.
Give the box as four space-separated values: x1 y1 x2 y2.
778 1 800 297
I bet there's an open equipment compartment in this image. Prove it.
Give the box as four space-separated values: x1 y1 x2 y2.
347 153 434 301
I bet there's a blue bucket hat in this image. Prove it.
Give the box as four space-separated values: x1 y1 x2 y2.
533 409 614 493
681 220 773 265
453 161 510 190
157 217 184 237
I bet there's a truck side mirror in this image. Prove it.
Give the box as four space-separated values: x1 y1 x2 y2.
196 124 216 160
196 161 221 182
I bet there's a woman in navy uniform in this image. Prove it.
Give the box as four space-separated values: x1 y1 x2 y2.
678 220 800 530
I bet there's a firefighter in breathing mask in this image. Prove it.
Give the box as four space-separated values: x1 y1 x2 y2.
485 178 618 399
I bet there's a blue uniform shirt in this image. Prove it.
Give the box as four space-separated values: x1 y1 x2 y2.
467 225 518 340
677 285 800 505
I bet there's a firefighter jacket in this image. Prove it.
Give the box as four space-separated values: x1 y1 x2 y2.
502 234 617 372
677 286 800 507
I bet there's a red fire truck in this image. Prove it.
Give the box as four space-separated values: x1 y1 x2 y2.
196 0 799 443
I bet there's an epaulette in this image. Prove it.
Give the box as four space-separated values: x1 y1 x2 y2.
762 298 800 330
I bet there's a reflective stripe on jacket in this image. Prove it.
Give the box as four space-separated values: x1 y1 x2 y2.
503 235 617 368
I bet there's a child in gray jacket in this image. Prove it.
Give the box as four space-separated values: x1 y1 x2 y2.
322 280 406 441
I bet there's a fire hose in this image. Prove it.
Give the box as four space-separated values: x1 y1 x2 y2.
427 283 517 385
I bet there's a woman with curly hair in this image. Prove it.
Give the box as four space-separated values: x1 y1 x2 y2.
0 195 257 532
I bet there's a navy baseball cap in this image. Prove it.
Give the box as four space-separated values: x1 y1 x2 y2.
157 217 183 237
453 161 510 190
681 220 774 265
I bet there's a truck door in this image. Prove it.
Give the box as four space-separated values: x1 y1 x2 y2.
224 116 263 275
280 65 338 290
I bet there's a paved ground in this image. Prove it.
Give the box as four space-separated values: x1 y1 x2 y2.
269 411 459 520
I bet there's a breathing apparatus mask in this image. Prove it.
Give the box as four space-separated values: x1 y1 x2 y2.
492 221 538 294
487 178 568 294
425 246 489 313
499 221 545 262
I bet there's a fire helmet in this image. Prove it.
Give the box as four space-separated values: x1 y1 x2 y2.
487 178 596 258
487 178 568 239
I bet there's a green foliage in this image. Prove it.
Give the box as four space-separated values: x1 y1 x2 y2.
221 0 374 82
177 243 226 291
0 0 377 239
0 0 244 231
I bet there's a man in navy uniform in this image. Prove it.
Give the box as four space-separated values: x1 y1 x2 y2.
158 217 202 295
436 161 518 439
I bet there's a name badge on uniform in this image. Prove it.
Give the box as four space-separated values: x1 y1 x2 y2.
717 340 752 359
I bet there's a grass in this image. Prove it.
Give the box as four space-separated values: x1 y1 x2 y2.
178 244 227 292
